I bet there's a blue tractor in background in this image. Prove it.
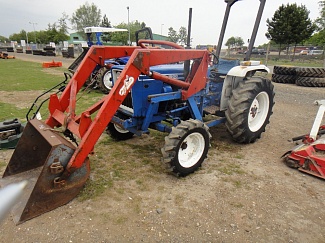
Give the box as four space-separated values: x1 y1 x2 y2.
68 26 154 94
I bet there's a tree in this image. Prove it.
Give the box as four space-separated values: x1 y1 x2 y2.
0 35 9 43
225 36 244 50
167 27 179 43
307 31 325 45
71 2 102 35
167 26 188 45
307 1 325 46
266 3 316 58
58 12 70 35
100 14 112 43
111 21 146 45
225 36 236 48
9 30 28 43
178 27 187 46
8 13 69 45
316 1 325 30
45 23 69 44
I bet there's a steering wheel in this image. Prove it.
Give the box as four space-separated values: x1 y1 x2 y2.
209 51 219 65
138 39 184 49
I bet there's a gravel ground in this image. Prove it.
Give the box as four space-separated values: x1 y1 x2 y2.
0 52 325 242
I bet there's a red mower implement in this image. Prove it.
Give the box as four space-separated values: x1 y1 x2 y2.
283 100 325 179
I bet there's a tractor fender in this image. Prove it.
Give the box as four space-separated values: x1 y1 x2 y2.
220 64 270 111
227 64 270 77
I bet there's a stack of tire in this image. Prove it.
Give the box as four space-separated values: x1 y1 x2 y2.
272 65 325 87
272 66 297 84
295 67 325 87
43 46 56 56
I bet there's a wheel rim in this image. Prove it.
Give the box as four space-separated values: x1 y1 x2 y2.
178 132 205 168
248 91 269 132
114 124 129 134
102 71 113 90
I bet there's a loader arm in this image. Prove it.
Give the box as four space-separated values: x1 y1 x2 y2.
46 45 210 179
1 43 210 224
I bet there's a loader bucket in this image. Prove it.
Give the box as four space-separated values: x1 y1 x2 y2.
0 119 90 224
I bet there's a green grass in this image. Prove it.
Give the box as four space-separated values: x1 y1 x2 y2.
78 132 167 201
0 59 65 91
267 58 323 67
227 54 324 67
0 102 29 121
0 59 103 121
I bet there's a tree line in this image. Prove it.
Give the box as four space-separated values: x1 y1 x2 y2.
0 1 324 50
0 2 188 46
223 2 324 55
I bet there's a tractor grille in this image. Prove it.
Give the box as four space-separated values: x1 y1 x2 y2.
122 93 133 108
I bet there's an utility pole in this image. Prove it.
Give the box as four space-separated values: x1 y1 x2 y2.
29 22 37 44
127 7 130 45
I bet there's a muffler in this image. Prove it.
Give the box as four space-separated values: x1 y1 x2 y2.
0 119 90 224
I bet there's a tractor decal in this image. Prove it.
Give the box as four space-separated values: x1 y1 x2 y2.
119 75 135 96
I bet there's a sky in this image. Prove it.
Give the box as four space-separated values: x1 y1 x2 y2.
0 0 321 47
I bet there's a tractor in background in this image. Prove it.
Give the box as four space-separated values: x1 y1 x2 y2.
0 0 273 224
68 26 153 94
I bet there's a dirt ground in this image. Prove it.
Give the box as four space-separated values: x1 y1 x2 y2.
1 54 325 242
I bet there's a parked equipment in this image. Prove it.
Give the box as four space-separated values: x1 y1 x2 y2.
0 0 273 224
67 27 129 92
283 100 325 179
0 52 15 59
0 119 24 149
42 60 62 68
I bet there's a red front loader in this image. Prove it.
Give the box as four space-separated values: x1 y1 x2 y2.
0 42 210 224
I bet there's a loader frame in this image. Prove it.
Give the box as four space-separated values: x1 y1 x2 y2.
46 44 210 179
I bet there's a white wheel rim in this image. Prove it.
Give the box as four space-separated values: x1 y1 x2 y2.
103 72 113 89
178 132 205 168
248 91 269 132
114 124 129 134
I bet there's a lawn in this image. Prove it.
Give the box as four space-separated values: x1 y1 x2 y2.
0 59 103 121
0 59 65 91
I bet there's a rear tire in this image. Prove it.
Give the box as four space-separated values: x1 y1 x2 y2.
161 119 211 176
271 74 295 84
273 66 297 75
295 77 325 87
225 77 274 143
99 69 113 94
296 67 325 78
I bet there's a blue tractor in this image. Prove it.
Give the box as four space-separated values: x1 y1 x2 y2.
0 0 274 224
105 0 273 176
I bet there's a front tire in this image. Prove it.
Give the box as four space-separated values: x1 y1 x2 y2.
225 77 274 143
106 114 134 141
161 119 211 176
